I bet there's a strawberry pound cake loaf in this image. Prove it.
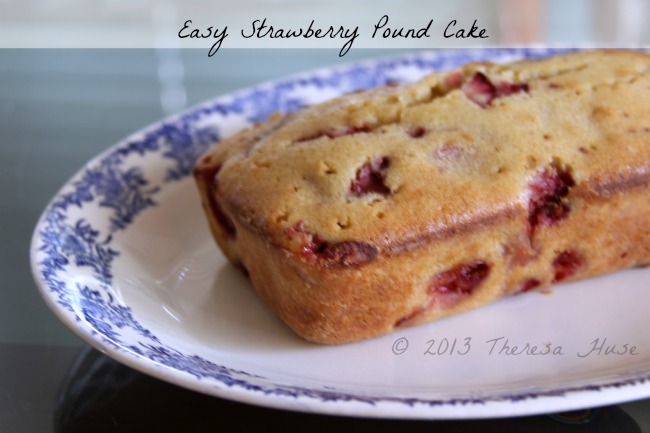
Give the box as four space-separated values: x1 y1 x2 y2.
194 50 650 344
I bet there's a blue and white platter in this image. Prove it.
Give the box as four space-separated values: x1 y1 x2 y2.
30 48 650 419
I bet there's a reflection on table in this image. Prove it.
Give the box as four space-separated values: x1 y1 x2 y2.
55 346 641 433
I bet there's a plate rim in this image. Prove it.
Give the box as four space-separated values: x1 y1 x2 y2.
29 47 650 419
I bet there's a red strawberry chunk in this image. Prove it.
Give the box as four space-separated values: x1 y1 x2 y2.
430 260 490 296
320 240 378 267
286 222 377 267
462 72 529 108
350 157 391 197
518 278 542 293
286 221 321 258
395 260 490 327
528 165 575 234
462 72 496 108
552 250 583 282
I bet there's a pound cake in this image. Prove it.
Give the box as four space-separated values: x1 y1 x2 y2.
194 50 650 344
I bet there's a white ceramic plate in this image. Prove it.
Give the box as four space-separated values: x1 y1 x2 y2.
31 48 650 419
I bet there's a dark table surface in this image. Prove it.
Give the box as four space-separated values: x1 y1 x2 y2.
2 48 650 432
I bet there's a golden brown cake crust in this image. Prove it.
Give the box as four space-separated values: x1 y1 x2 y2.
194 50 650 344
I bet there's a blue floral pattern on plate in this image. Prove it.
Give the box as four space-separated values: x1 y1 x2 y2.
31 48 650 417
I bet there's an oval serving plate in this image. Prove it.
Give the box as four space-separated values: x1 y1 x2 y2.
30 48 650 419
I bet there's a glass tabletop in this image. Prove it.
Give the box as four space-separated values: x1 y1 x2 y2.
2 48 650 432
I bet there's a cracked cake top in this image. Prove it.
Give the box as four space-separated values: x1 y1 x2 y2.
195 50 650 258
